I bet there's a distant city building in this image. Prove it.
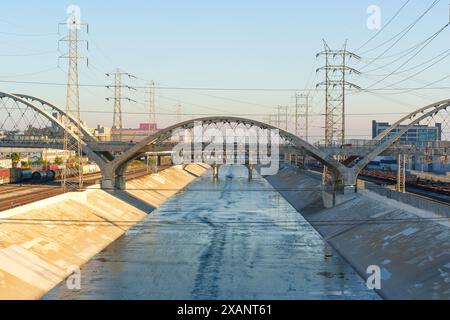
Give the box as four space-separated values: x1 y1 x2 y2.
0 159 12 168
372 120 441 143
111 123 159 142
371 121 448 174
0 148 73 166
91 125 112 142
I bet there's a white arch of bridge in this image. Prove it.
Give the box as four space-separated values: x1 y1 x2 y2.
351 98 449 176
100 116 349 189
0 92 104 165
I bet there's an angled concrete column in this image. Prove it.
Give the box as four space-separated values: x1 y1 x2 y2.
322 169 358 208
212 162 220 180
100 164 115 190
246 164 255 181
115 164 128 190
156 155 161 166
115 175 126 190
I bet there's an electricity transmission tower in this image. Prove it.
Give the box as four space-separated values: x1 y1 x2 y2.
316 40 360 145
294 93 309 141
106 69 136 141
276 105 288 131
58 17 88 192
268 114 278 127
176 104 183 123
148 81 156 131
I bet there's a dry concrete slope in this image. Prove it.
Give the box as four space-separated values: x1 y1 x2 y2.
264 165 450 300
0 163 210 300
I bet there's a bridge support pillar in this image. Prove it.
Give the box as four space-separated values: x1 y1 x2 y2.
101 178 114 190
100 164 115 190
322 169 358 208
156 155 162 166
100 163 129 191
246 164 255 181
212 162 221 180
115 174 126 190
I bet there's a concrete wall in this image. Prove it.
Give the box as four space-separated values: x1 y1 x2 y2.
0 164 210 300
264 165 450 300
358 180 450 218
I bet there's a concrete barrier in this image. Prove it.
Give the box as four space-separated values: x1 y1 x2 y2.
0 163 210 300
360 180 450 218
264 165 450 300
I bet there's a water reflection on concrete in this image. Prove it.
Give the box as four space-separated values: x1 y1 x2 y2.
45 165 379 300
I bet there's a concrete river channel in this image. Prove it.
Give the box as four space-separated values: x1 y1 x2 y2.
45 165 379 299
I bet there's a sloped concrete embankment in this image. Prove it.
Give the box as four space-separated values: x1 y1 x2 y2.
264 165 450 300
0 163 210 300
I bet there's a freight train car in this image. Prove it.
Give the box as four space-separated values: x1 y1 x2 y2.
8 168 33 183
31 170 56 182
0 163 101 185
0 168 10 184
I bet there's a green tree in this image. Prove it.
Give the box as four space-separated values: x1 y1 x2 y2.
10 153 20 168
20 161 30 168
36 157 45 165
54 156 63 165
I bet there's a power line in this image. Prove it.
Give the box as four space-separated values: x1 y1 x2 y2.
0 50 58 57
0 67 58 78
372 74 450 95
361 23 445 73
0 79 448 92
357 0 441 57
77 109 414 116
364 48 450 77
364 23 448 89
375 51 450 89
355 0 411 52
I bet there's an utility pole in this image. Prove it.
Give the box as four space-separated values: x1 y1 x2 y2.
276 105 288 131
58 15 88 192
396 154 407 193
106 69 136 141
148 81 156 131
268 114 277 127
316 40 360 145
176 104 183 123
294 93 309 141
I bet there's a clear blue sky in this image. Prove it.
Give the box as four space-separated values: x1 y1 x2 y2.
0 0 448 140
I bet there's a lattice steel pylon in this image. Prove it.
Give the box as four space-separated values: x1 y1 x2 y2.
396 154 407 193
276 105 288 131
149 81 156 130
106 69 136 141
60 17 86 192
176 104 183 123
316 40 360 145
113 69 122 134
294 93 309 141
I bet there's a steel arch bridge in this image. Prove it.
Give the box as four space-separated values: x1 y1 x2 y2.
0 91 448 199
350 98 450 176
99 116 350 189
0 92 107 165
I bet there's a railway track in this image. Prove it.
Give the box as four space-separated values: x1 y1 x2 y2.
358 174 450 205
308 166 449 205
0 165 171 212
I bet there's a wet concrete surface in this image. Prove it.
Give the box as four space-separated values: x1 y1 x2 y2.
44 165 379 299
